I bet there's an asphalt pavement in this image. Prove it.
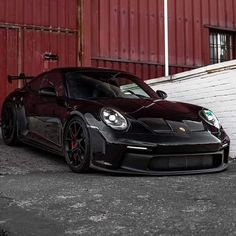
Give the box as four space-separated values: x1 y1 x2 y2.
0 130 236 236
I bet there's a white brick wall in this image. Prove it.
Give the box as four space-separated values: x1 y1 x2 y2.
147 60 236 158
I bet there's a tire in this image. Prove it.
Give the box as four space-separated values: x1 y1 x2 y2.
1 102 20 146
64 116 90 173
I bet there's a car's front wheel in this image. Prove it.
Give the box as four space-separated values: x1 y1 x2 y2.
64 116 90 173
1 102 19 146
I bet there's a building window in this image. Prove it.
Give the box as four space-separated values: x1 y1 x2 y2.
210 31 235 64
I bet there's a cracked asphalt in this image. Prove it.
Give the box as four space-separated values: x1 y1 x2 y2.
0 129 236 236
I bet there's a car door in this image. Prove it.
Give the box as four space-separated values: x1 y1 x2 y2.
23 73 45 142
26 72 67 150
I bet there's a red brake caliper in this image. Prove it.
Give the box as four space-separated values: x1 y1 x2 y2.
71 139 78 161
71 140 77 150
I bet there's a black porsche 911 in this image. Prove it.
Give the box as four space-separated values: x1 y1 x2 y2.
1 67 230 175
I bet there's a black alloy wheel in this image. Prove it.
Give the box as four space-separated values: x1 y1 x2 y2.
1 103 19 146
64 117 90 173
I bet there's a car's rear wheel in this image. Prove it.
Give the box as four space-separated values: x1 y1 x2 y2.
64 117 90 173
1 103 19 146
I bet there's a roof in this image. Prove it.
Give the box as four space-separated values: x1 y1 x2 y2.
49 67 133 76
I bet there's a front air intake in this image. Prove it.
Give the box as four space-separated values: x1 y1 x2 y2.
148 154 223 171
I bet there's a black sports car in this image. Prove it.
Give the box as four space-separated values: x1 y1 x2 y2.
1 67 230 175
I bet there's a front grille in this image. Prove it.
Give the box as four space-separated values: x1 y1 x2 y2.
148 154 223 171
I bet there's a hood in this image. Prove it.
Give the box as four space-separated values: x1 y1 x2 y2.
68 98 208 133
96 98 206 133
95 98 202 121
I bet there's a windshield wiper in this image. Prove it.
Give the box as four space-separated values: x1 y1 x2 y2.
108 72 122 82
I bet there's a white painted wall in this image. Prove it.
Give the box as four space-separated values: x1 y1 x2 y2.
147 60 236 158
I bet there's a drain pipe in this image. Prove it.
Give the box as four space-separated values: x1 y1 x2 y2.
164 0 169 77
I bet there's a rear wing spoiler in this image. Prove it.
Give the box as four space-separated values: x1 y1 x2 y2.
8 73 34 83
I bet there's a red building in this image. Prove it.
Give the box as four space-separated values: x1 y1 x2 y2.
0 0 236 110
87 0 236 78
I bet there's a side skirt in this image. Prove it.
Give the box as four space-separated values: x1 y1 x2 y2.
19 137 63 157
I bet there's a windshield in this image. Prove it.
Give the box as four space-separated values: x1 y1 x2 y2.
66 71 158 100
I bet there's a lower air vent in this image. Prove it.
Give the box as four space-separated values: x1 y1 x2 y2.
149 154 223 171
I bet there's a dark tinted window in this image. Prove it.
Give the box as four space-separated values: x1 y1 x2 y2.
29 72 65 96
66 71 157 99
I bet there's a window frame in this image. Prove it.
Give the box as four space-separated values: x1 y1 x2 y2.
209 30 235 64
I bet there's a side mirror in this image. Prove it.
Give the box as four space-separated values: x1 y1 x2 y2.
156 90 167 99
39 87 57 97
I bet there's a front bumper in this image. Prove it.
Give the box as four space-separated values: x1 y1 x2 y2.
85 115 230 175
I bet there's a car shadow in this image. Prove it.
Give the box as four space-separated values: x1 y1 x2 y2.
24 144 67 165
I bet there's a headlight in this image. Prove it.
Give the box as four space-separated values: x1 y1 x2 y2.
200 109 221 129
101 108 128 130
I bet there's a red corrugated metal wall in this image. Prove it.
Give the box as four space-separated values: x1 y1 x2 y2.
89 0 236 80
0 0 77 29
0 28 18 111
0 0 78 111
1 0 236 110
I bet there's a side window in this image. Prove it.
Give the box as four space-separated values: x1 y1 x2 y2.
39 74 51 89
29 72 65 97
46 72 65 97
28 75 44 91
